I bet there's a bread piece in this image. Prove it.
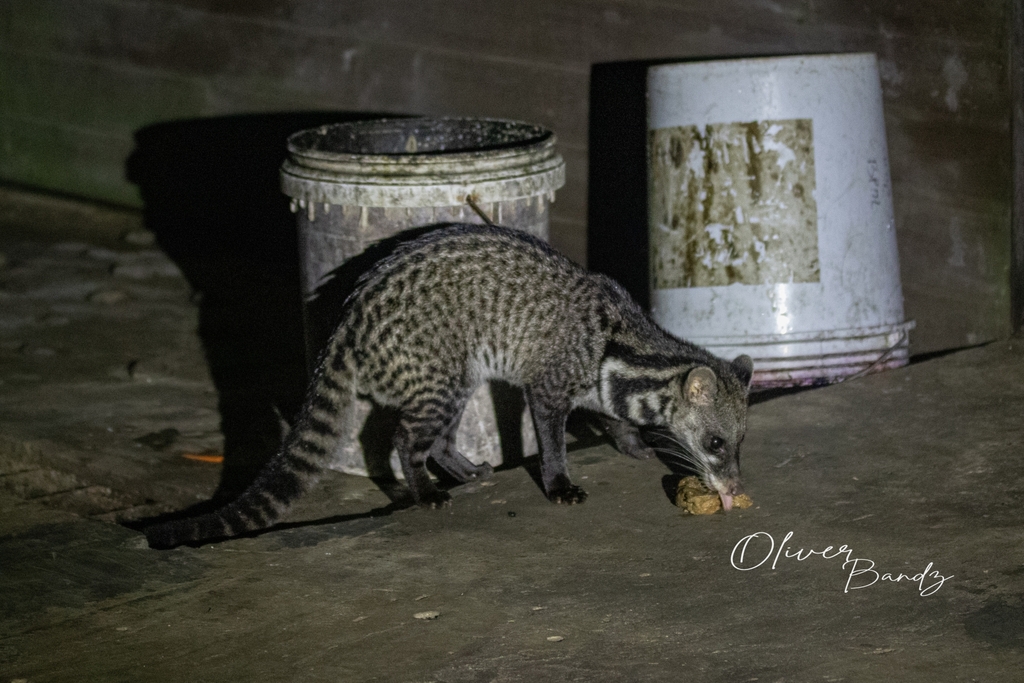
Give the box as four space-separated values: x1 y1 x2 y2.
675 476 753 514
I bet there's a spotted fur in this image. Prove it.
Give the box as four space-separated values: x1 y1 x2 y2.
145 224 752 548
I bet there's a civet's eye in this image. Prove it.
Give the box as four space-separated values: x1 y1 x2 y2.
708 436 725 453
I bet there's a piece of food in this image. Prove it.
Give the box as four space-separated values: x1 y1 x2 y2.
674 476 753 514
732 493 753 509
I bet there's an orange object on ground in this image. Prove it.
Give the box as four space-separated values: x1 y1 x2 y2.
182 453 224 464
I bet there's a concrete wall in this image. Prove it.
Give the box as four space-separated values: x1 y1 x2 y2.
0 0 1013 353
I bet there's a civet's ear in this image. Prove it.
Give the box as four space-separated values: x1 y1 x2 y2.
683 366 718 405
732 354 754 389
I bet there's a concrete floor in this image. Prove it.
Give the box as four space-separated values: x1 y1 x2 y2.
1 192 1023 682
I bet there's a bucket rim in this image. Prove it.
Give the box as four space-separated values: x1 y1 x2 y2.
286 116 556 166
647 51 879 77
680 320 915 347
280 117 566 207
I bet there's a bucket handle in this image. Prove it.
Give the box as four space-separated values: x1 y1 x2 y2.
465 194 496 226
842 330 909 382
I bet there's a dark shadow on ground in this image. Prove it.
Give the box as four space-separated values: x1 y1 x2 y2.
747 343 991 406
126 111 400 501
749 384 823 405
908 342 991 364
124 499 416 549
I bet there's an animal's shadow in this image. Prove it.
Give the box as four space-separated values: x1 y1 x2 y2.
125 408 619 548
126 111 411 503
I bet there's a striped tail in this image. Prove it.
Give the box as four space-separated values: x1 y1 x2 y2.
145 353 354 549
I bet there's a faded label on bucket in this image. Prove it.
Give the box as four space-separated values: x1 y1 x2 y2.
649 119 819 288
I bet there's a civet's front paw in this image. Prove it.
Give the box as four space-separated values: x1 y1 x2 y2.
547 484 588 505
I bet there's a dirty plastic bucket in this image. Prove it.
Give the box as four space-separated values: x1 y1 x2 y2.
647 53 913 389
281 117 565 476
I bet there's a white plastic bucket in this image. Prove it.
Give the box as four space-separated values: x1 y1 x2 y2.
281 117 564 476
647 53 912 388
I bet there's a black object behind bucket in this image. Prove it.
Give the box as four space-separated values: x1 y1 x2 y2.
588 61 653 309
126 111 398 500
